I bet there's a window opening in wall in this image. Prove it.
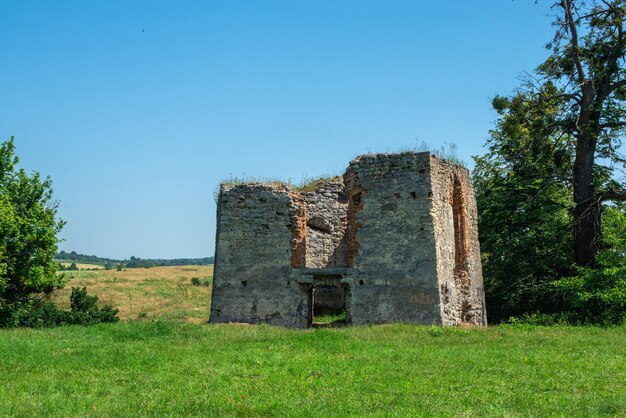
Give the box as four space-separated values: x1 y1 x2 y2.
310 275 349 327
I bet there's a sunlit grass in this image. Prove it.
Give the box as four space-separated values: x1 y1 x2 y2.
12 265 625 415
58 261 105 269
0 323 623 416
314 311 347 325
51 265 213 323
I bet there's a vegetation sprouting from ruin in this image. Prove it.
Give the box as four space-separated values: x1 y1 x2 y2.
292 175 343 192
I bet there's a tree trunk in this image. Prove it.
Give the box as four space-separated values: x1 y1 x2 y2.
572 131 601 266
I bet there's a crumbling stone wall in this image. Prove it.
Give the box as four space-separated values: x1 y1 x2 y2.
301 179 348 268
429 157 486 325
210 184 310 327
344 153 442 324
210 152 487 327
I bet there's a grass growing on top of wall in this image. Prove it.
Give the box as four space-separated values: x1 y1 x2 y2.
217 142 466 197
0 322 624 416
353 141 467 167
219 174 343 193
292 175 343 192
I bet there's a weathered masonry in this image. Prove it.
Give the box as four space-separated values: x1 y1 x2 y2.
210 152 487 327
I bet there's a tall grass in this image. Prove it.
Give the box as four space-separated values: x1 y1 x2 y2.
51 265 213 323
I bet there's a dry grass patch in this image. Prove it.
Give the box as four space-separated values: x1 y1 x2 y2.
59 262 105 270
51 265 213 323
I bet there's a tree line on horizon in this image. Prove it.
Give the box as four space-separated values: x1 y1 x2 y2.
56 250 214 269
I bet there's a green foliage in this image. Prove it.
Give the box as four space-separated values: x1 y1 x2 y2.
0 287 119 328
0 137 65 315
190 276 211 287
56 250 117 265
475 85 626 324
556 206 626 324
475 1 626 322
68 287 119 325
505 312 574 326
473 84 576 322
124 255 214 268
537 1 626 266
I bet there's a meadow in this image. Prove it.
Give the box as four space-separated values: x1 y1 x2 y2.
50 265 213 323
0 264 624 416
0 322 624 416
58 261 105 270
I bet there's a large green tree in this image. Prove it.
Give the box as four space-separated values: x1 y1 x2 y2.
540 0 626 266
474 0 626 322
474 84 576 321
0 137 65 310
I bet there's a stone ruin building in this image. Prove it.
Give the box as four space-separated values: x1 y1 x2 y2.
210 152 487 328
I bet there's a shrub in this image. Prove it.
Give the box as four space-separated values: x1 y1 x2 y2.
68 287 119 325
0 287 119 328
190 277 211 287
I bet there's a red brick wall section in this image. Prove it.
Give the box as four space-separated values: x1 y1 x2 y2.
289 192 307 268
451 175 469 271
451 170 473 321
344 169 366 268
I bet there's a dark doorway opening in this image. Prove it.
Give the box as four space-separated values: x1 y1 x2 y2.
310 275 349 327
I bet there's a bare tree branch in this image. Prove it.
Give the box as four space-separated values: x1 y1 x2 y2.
603 79 626 97
561 0 587 84
600 188 626 201
599 120 626 128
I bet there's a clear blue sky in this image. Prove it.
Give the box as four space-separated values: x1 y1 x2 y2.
0 1 555 259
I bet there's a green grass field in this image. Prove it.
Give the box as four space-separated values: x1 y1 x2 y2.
0 322 624 416
2 265 625 416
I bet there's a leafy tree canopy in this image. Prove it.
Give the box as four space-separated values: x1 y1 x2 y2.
474 84 576 322
538 0 626 266
474 0 626 323
0 137 65 308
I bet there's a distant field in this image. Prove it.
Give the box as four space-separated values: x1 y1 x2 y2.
52 265 213 323
57 261 105 270
0 323 623 416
